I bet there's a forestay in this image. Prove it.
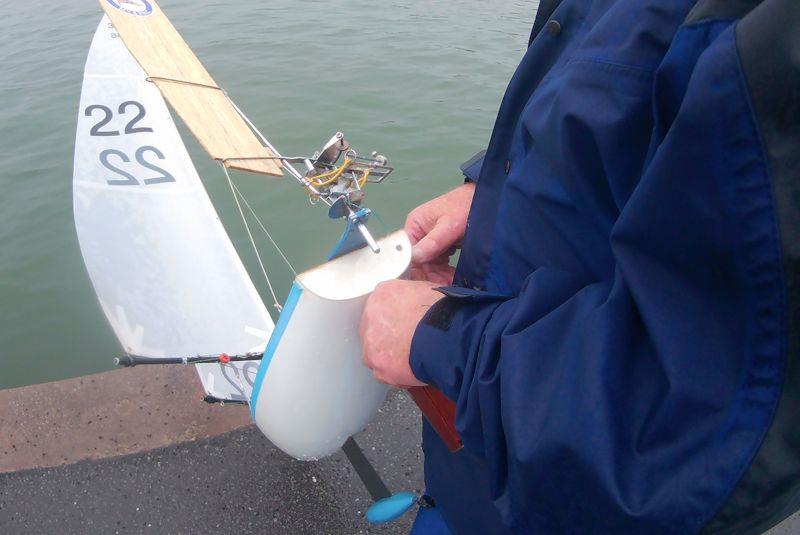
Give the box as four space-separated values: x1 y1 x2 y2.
73 17 274 401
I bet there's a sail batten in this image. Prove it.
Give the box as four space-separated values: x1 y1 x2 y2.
99 0 282 176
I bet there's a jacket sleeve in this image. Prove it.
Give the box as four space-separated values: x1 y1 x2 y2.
409 18 787 534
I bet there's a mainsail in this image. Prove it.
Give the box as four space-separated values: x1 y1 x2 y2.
99 0 282 177
73 17 274 401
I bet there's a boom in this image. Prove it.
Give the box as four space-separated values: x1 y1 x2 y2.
99 0 283 176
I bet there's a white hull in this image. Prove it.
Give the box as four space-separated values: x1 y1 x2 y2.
250 231 412 460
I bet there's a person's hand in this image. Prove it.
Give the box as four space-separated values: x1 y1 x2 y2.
360 280 443 387
405 182 476 285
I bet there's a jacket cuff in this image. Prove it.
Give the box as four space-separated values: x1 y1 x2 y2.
460 150 487 183
410 287 508 399
410 299 464 400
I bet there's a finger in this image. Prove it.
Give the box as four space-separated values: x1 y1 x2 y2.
358 301 371 344
408 266 428 281
410 263 454 285
426 265 456 285
412 217 461 264
410 250 452 268
373 371 390 385
360 335 376 369
404 208 431 245
409 255 448 274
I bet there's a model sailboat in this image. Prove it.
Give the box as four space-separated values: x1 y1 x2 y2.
74 0 444 524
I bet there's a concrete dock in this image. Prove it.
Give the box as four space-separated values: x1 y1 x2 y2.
0 368 422 534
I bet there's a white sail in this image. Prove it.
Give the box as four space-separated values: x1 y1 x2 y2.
73 17 274 401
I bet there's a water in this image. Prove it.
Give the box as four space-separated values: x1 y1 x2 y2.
0 0 534 389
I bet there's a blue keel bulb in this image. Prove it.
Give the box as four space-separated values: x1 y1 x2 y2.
366 492 418 524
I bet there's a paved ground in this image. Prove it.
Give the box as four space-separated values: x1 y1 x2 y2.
770 514 800 535
0 366 251 473
2 370 799 534
0 390 423 535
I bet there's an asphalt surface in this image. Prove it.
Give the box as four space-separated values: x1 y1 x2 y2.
0 390 424 535
2 384 800 534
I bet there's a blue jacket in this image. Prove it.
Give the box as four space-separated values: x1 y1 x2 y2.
409 0 800 533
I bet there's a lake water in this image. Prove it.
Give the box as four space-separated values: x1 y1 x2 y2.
0 0 535 389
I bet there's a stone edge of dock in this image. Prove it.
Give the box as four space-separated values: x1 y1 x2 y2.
0 366 251 474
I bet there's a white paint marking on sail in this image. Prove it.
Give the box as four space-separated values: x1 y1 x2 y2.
74 17 274 401
98 300 147 354
244 325 270 353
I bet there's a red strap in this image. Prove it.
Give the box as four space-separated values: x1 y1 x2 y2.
408 386 462 452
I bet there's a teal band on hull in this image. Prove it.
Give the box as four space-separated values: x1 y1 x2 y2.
250 282 304 420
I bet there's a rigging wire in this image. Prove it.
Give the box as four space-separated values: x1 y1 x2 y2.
221 162 283 313
227 179 296 276
218 92 376 305
145 76 222 91
227 362 250 407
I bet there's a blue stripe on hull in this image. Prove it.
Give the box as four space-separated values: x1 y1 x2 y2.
250 282 304 420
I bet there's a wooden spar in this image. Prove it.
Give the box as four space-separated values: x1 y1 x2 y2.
99 0 283 177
